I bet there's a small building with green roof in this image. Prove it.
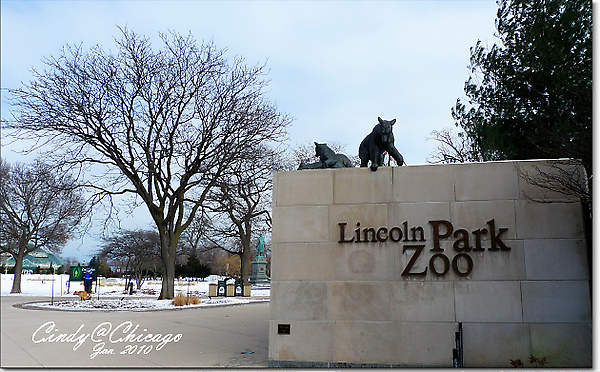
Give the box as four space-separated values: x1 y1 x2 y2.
0 247 68 274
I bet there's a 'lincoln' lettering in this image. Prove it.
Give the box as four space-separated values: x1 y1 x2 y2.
338 221 426 244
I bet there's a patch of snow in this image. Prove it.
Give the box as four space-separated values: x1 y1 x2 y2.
1 274 269 299
22 297 268 312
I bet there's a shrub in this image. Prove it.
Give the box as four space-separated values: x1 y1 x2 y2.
172 293 201 306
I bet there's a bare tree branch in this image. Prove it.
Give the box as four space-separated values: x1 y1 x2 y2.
515 159 591 205
427 127 483 164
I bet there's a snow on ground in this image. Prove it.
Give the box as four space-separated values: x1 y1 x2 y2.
1 274 269 311
22 297 268 312
1 274 269 297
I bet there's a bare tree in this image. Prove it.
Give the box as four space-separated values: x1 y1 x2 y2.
99 229 161 291
429 128 592 208
427 127 483 164
515 159 591 205
3 28 290 299
178 211 211 255
198 144 280 284
0 159 86 293
178 215 223 273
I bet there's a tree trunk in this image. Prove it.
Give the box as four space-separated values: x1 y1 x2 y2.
135 273 144 290
10 253 25 294
240 243 252 285
123 258 131 293
159 234 176 300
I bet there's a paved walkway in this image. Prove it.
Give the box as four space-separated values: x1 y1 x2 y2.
1 296 270 368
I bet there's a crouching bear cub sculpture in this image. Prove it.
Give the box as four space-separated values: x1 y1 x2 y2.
359 117 405 171
298 143 354 169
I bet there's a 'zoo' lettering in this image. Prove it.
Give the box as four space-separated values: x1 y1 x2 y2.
401 247 473 277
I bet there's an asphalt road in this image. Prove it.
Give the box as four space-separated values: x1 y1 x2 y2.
0 296 270 368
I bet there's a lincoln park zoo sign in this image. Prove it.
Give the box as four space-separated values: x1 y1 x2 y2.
338 219 510 277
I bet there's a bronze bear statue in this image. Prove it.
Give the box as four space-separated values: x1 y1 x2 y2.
298 143 353 169
359 117 404 171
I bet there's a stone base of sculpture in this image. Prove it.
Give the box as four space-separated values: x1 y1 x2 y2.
249 255 270 284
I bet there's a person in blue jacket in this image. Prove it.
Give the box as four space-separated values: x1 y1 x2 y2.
83 268 93 294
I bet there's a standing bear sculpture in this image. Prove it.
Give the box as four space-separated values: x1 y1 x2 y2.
359 117 405 171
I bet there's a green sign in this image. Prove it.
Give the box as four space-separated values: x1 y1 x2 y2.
69 266 95 281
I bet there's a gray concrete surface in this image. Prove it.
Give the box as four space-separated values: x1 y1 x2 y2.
1 296 269 368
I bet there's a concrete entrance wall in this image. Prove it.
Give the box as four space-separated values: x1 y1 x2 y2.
268 160 591 368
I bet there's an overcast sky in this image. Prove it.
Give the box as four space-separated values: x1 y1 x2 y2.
1 0 499 262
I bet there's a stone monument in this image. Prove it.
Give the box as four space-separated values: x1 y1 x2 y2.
249 234 270 284
269 160 590 368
